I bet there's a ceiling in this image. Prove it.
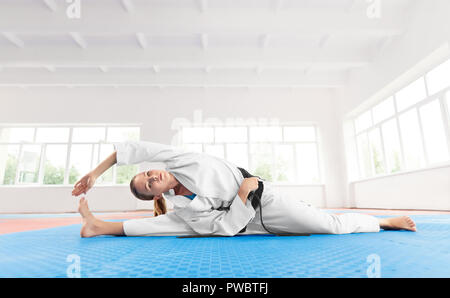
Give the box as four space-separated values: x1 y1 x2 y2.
0 0 415 88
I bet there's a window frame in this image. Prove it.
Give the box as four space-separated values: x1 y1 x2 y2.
179 124 323 186
347 60 450 182
0 124 141 187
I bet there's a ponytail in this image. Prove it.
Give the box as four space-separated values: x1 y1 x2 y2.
153 197 167 217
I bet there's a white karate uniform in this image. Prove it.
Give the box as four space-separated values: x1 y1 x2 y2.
115 141 380 237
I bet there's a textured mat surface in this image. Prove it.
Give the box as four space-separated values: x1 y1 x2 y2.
0 215 449 278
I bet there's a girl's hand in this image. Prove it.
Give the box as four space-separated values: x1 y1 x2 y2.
242 177 259 193
238 177 259 204
72 172 97 196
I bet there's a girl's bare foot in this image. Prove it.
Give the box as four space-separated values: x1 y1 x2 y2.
379 216 417 232
78 197 102 238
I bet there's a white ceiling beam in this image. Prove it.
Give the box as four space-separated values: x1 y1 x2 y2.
260 34 270 48
318 34 331 48
375 36 394 56
2 84 344 89
69 32 87 49
0 10 405 37
121 0 135 13
3 64 367 72
42 0 58 12
99 66 109 73
200 34 208 50
0 47 370 69
44 65 56 72
0 72 346 88
136 32 148 49
2 32 25 48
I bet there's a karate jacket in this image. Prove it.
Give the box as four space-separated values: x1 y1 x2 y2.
114 141 256 236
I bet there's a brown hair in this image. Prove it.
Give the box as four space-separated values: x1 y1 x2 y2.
130 175 167 217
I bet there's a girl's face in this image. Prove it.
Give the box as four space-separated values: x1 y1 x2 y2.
133 169 172 198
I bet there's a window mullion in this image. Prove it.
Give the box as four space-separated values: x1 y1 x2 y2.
378 126 388 174
64 127 73 185
314 125 322 183
293 143 299 184
366 131 375 176
90 143 95 173
438 95 450 158
353 120 362 179
271 142 276 182
415 107 429 166
113 164 117 185
32 127 37 143
97 142 101 167
37 144 46 184
393 95 407 170
247 127 251 172
14 144 23 184
104 126 108 143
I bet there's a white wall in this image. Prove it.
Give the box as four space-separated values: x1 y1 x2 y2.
0 86 342 212
0 186 136 213
350 164 450 211
337 0 450 211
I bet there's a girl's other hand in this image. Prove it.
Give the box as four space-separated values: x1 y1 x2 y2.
72 172 97 196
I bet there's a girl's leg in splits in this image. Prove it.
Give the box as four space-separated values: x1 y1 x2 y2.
244 185 417 235
78 197 196 237
78 194 417 238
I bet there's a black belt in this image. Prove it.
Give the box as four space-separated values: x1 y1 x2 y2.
237 167 264 211
236 167 309 237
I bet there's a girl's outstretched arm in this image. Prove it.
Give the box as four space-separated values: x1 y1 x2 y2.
72 151 117 196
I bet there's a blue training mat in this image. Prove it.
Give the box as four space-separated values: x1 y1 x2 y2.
0 215 449 278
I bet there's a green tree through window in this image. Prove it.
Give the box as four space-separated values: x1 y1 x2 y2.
253 163 273 182
3 154 18 185
68 166 81 185
391 152 402 173
43 164 65 185
371 144 385 174
117 165 138 184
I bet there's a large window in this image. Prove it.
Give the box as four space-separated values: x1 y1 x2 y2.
0 125 140 186
180 125 322 184
345 57 450 180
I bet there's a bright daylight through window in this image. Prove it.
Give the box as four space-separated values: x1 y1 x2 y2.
0 126 140 186
345 58 450 181
180 125 321 184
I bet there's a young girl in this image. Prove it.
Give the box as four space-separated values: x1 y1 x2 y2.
72 141 416 238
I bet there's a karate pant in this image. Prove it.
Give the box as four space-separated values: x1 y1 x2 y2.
123 185 380 236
